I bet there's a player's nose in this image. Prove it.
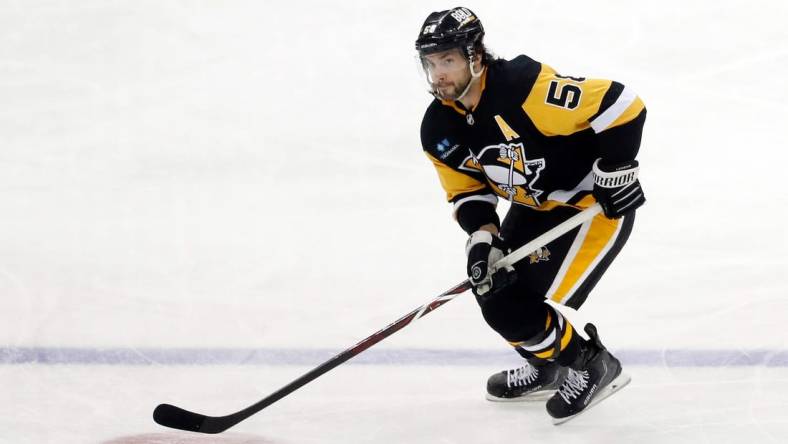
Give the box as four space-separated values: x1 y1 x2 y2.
432 69 447 81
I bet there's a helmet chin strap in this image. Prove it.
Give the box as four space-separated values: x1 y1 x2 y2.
452 59 484 102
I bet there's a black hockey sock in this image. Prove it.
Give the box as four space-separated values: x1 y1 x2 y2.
511 304 582 364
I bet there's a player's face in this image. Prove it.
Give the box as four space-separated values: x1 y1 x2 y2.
419 48 471 100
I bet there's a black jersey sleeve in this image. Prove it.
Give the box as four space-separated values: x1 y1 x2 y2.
588 82 647 162
421 101 499 234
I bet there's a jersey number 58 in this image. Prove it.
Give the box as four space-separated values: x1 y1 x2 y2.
545 75 585 110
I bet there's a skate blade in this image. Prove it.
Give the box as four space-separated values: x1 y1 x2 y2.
486 390 556 403
551 373 631 425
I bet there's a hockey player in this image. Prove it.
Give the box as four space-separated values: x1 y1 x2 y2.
416 7 646 423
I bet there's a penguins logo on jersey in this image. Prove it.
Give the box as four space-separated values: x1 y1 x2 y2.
528 247 551 264
461 143 546 207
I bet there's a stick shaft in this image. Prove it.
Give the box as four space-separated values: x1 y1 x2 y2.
494 203 601 270
153 204 602 433
224 280 472 427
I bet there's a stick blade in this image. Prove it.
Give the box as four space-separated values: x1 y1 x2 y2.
153 403 214 433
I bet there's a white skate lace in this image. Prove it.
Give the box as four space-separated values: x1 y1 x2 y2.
506 363 539 388
557 368 589 403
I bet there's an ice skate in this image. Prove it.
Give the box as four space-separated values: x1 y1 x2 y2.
546 324 631 424
486 359 567 402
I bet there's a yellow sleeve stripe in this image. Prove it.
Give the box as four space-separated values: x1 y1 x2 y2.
425 152 487 202
589 87 644 133
607 95 645 131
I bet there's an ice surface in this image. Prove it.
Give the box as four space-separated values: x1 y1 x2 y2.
1 0 787 443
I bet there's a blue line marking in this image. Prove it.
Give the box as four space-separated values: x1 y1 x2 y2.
1 347 787 367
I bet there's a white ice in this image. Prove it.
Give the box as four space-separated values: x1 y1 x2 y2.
1 1 787 443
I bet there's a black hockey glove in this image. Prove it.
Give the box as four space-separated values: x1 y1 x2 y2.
465 231 516 299
592 158 646 219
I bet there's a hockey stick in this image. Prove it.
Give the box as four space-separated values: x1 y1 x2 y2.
153 203 602 434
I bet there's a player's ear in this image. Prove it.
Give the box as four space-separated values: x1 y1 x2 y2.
472 53 484 70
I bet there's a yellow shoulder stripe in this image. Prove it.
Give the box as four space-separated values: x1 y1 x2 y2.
425 152 487 202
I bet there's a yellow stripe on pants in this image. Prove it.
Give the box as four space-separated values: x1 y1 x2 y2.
548 213 620 305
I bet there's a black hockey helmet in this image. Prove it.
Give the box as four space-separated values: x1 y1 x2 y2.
415 7 484 60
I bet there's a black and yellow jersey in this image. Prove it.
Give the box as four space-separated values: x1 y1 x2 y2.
420 54 646 233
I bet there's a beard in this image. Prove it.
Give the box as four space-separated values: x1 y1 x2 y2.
433 76 472 101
